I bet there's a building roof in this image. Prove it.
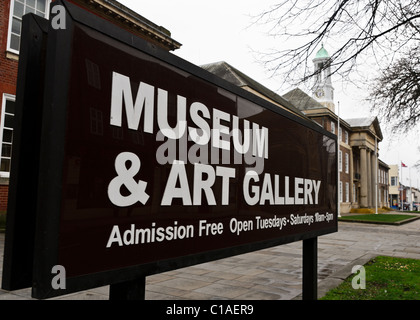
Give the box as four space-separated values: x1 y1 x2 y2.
282 88 325 111
282 88 385 140
345 117 376 127
346 116 383 141
314 44 329 59
70 0 182 51
201 61 307 118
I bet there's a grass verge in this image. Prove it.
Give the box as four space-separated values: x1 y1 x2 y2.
339 213 417 224
321 256 420 300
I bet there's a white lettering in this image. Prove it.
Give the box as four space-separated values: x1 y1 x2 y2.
216 166 236 205
110 71 154 132
161 160 192 206
294 177 304 205
188 102 211 145
252 123 268 159
107 223 194 247
313 180 321 205
284 176 294 205
304 179 313 204
157 89 187 139
232 116 251 155
243 170 260 205
212 109 231 150
106 225 123 247
243 173 321 207
199 220 223 237
260 173 274 205
193 163 216 205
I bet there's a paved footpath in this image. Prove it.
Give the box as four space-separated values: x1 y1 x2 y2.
1 216 420 300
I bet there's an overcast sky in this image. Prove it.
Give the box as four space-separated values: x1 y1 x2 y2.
119 0 420 188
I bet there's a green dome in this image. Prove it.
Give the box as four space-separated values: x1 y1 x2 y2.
315 44 329 59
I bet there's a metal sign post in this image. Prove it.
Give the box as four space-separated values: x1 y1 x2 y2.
302 237 318 300
109 277 146 300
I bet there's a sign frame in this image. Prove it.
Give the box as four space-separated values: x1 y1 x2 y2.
3 1 338 299
1 14 49 292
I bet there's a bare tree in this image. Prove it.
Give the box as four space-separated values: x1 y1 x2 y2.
369 46 420 132
252 0 420 131
253 0 420 85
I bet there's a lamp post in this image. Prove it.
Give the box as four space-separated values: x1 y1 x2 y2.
337 102 341 218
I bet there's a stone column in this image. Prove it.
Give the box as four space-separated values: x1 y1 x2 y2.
350 148 354 204
359 147 368 207
367 149 372 207
371 149 378 210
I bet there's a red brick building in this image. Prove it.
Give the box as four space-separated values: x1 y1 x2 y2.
0 0 180 211
0 0 21 211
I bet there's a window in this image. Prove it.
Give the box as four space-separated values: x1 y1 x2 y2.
89 108 103 136
391 176 398 186
85 59 101 89
345 131 349 144
338 150 342 172
339 181 343 202
8 0 51 53
345 153 349 174
331 122 335 134
345 182 349 202
0 95 15 177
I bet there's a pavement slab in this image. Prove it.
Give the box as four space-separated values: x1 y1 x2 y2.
1 216 419 300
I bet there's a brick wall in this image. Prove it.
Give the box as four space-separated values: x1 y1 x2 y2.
0 0 19 212
0 184 8 211
0 0 9 52
0 0 18 95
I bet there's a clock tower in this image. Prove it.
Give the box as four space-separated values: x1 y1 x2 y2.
312 44 335 112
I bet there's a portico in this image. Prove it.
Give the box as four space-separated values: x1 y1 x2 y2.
358 146 378 207
347 117 383 209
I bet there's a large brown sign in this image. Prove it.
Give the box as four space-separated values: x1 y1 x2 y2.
3 1 337 299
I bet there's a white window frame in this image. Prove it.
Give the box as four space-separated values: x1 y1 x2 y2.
345 152 349 174
338 150 342 172
391 176 397 186
7 0 52 54
0 94 16 178
331 122 335 134
345 182 349 202
339 181 343 202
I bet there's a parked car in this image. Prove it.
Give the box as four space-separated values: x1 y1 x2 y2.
399 202 410 211
400 202 419 211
